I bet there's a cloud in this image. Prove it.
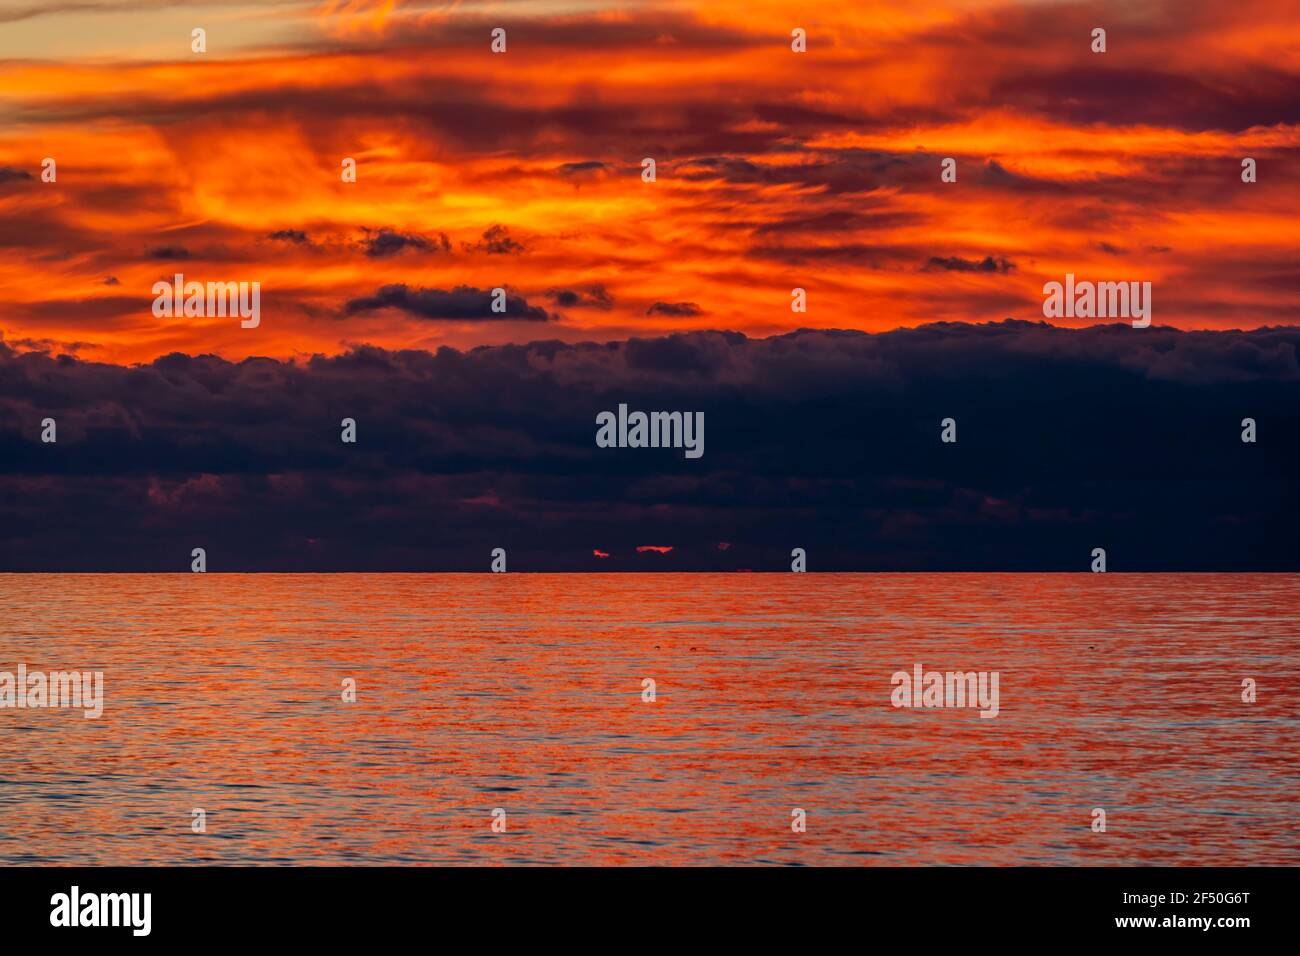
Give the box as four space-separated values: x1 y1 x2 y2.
557 161 610 178
547 285 613 310
0 334 99 354
992 66 1300 133
147 245 190 260
343 284 553 321
924 256 1016 274
646 301 704 317
678 152 923 195
0 0 1296 362
464 224 524 255
1 322 1297 571
359 228 450 258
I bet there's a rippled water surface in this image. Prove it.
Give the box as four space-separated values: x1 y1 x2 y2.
1 573 1296 865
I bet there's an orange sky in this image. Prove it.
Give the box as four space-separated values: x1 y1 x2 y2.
0 0 1296 363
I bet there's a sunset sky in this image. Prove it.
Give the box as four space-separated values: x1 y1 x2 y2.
1 0 1297 572
1 0 1296 363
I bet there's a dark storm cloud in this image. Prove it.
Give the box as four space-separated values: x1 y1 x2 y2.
147 245 190 260
269 229 311 244
464 225 524 255
343 284 552 321
646 301 704 317
557 161 609 177
924 255 1016 274
548 285 613 310
677 151 930 195
359 227 449 258
1 323 1297 571
0 167 33 184
0 335 98 354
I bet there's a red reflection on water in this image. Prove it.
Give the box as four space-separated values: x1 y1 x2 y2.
0 573 1296 865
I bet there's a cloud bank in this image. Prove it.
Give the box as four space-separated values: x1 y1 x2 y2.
2 321 1296 570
